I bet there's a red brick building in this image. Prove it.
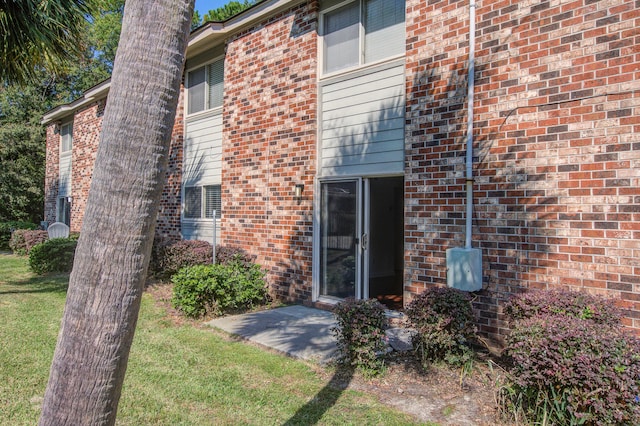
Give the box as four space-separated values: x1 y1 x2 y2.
43 0 640 340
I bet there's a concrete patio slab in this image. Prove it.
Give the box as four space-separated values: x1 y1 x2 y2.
205 305 339 363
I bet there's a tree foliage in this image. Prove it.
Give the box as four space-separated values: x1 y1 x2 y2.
0 0 93 84
0 0 123 223
203 0 256 22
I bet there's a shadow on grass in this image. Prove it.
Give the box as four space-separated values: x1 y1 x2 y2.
0 273 69 295
282 364 355 426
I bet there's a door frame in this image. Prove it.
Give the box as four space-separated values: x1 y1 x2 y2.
313 177 363 303
312 175 403 305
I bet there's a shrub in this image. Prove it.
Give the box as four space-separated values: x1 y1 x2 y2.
172 261 267 318
501 314 640 425
151 239 213 278
405 287 476 368
10 229 49 255
0 221 38 250
28 238 77 274
504 288 621 327
332 298 389 376
215 245 255 267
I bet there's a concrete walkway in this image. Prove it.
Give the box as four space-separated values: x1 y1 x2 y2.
206 305 339 363
205 305 414 364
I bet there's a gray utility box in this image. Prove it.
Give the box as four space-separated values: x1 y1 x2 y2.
446 247 482 292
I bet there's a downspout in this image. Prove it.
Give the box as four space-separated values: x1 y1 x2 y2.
445 0 482 292
465 0 476 249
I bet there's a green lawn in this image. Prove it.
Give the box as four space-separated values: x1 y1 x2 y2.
0 254 418 425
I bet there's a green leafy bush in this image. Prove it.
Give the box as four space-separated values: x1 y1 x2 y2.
171 261 267 318
332 298 389 376
9 229 48 255
28 238 77 274
405 287 476 368
150 238 213 278
500 290 639 425
504 288 621 326
0 221 37 250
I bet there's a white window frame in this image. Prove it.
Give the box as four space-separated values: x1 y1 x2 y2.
182 184 222 220
319 0 405 79
185 56 225 117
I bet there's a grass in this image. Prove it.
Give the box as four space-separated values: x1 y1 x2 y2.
0 254 419 425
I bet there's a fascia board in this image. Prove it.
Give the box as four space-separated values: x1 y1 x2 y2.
41 80 111 125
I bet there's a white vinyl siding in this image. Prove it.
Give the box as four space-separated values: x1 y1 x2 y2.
182 105 223 243
183 111 223 186
186 58 224 115
321 0 405 75
320 61 405 176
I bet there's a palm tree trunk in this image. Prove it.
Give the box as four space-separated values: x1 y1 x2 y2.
39 1 194 424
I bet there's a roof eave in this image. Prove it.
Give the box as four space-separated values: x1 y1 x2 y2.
41 79 111 125
42 0 303 124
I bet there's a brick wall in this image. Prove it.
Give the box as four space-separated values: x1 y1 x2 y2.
222 0 318 302
70 100 105 233
44 125 60 224
43 89 183 240
405 0 640 339
156 85 185 241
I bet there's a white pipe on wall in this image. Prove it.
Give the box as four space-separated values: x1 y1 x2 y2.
465 0 476 249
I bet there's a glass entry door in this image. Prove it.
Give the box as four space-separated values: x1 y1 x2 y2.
319 180 361 299
318 177 404 308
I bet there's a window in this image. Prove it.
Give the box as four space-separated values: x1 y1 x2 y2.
60 123 73 153
204 185 221 219
184 186 202 218
184 185 221 219
57 197 71 226
186 58 224 114
322 0 405 74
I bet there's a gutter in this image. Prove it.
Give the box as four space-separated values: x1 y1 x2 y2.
41 79 111 125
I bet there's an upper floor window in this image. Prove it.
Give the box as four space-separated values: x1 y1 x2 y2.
60 123 73 153
322 0 405 75
186 58 224 115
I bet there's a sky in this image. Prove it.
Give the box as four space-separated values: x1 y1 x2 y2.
195 0 232 17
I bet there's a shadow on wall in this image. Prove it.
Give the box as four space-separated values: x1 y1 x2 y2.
406 55 559 340
44 176 61 225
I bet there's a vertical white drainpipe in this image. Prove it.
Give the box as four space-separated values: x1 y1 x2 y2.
465 0 476 249
446 0 482 291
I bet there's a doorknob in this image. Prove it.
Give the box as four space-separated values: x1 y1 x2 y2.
361 233 368 251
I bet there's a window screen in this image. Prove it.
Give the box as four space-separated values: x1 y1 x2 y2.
184 186 202 219
187 66 206 114
323 1 360 74
61 123 73 152
204 185 221 219
364 0 405 63
208 60 224 109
